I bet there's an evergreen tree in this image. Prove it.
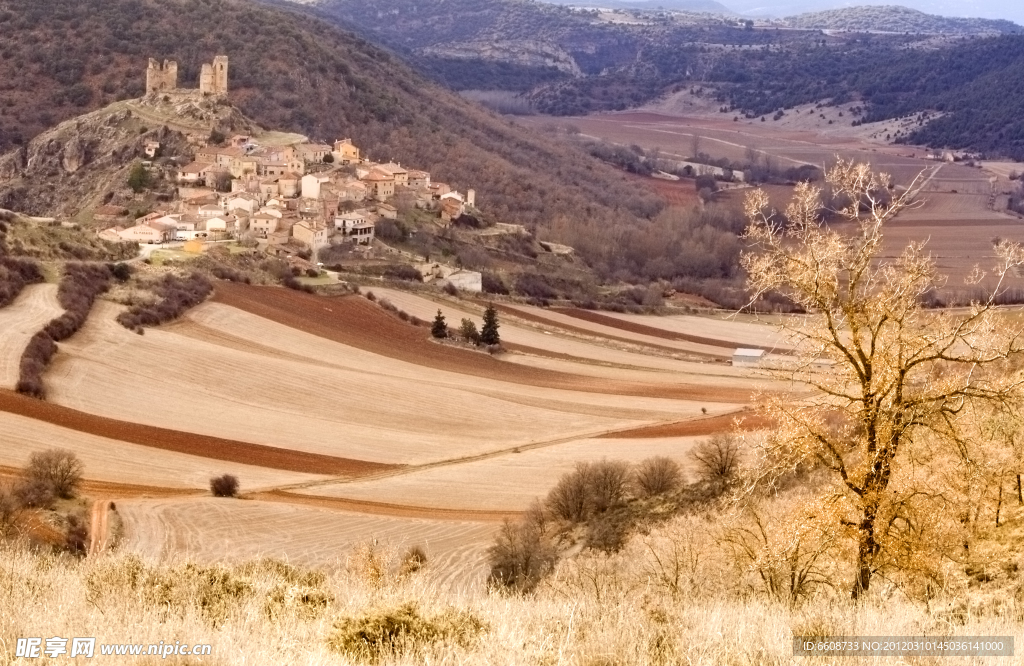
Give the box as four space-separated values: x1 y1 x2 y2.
430 309 448 339
127 162 150 193
480 304 500 345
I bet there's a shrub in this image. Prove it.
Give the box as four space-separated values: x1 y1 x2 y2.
546 462 594 523
116 273 213 329
515 273 557 300
110 262 132 282
65 515 89 556
459 318 480 343
0 484 20 535
14 475 55 509
27 449 83 499
588 459 631 513
328 602 486 662
16 332 57 398
210 474 239 498
400 546 428 576
0 257 45 308
442 281 458 297
487 518 557 594
481 271 508 295
634 456 683 498
691 433 741 492
17 263 113 398
282 275 315 293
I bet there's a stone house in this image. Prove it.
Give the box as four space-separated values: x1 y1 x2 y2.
407 170 431 188
250 213 279 237
377 162 409 186
278 173 300 198
223 194 258 214
292 220 331 252
297 144 332 163
332 138 360 164
301 174 331 200
177 162 215 184
362 170 395 201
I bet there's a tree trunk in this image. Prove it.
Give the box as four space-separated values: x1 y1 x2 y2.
996 484 1003 527
852 503 878 599
1017 474 1021 505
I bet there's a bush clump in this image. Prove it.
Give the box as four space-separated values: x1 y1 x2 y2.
26 448 83 499
0 257 45 308
210 474 239 498
116 273 212 329
17 263 112 398
327 602 485 662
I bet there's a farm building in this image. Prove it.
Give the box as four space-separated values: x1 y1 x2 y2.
732 348 764 367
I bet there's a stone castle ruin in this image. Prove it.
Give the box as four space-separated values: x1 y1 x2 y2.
146 59 178 93
146 56 228 95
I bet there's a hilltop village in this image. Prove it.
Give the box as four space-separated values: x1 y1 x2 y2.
98 57 481 288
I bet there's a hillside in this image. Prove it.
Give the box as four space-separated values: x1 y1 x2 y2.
783 5 1020 34
0 0 718 284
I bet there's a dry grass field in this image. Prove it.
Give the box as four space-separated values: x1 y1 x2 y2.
118 497 497 588
0 284 61 389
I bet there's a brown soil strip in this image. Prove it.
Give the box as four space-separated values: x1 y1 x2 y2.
213 283 753 403
250 489 518 523
0 389 397 477
553 307 784 353
597 411 773 438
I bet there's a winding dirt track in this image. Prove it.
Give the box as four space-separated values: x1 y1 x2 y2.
597 411 773 438
212 283 754 403
248 490 519 522
0 389 395 476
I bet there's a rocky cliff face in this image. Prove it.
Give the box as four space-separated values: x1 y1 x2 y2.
0 95 255 219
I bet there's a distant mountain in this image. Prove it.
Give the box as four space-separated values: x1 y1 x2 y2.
729 0 1024 25
783 5 1021 33
540 0 734 14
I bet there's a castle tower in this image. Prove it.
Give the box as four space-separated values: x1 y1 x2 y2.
212 55 229 94
146 58 178 93
199 63 215 94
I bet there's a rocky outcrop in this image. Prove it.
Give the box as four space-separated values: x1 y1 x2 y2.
418 40 584 76
0 95 257 218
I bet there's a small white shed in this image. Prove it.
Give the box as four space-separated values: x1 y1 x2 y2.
732 348 765 367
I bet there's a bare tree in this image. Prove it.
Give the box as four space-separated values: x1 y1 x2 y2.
741 159 1024 598
588 460 631 513
634 456 683 497
26 449 83 499
691 433 741 491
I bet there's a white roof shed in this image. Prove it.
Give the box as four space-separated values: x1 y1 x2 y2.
732 348 765 366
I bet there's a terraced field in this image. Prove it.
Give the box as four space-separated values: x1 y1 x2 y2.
0 284 62 389
1 281 787 573
298 434 721 512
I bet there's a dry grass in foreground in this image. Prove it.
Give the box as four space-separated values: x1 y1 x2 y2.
3 520 1024 666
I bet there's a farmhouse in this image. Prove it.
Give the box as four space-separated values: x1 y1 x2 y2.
118 224 166 244
732 348 764 367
